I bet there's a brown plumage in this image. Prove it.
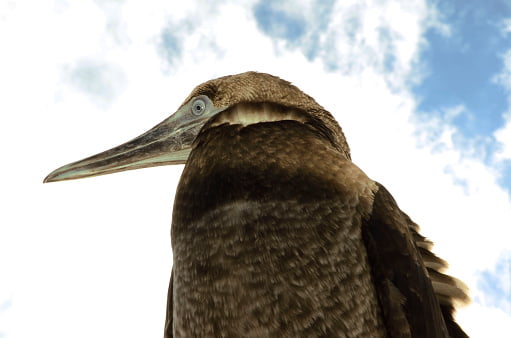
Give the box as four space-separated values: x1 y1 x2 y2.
44 72 469 337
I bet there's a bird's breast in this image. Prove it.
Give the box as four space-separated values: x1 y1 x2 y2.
171 120 384 336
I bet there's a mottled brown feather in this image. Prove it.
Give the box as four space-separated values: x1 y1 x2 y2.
182 72 351 159
169 118 386 336
163 72 468 337
404 212 469 337
164 271 173 338
363 183 452 337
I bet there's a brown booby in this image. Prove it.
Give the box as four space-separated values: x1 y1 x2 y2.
45 72 469 337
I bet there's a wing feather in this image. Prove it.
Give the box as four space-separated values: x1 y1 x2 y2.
362 182 468 337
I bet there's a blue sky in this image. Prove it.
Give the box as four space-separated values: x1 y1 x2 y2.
415 0 511 184
1 1 511 337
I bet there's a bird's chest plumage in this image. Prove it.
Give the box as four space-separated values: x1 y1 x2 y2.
171 121 384 337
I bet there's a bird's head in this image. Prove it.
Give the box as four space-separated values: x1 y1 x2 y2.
44 71 350 183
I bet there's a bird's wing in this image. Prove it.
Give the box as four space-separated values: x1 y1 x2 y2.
164 270 173 338
362 182 468 338
404 211 469 338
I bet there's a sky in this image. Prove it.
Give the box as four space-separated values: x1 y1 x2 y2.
1 0 510 337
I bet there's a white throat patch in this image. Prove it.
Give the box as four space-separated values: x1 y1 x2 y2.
211 103 308 127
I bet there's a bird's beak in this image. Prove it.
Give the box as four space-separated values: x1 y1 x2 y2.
44 99 224 183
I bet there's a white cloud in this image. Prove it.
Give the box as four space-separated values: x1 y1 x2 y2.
495 115 511 161
500 17 511 37
1 1 511 337
0 278 13 338
457 303 511 338
61 59 127 108
494 49 511 162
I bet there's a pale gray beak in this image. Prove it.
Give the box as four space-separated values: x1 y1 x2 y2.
44 96 224 183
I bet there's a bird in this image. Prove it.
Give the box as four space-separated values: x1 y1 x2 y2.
45 71 469 337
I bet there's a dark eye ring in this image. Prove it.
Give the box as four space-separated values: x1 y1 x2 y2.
191 99 206 116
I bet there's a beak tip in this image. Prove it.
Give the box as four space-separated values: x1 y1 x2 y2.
43 173 54 183
44 169 63 183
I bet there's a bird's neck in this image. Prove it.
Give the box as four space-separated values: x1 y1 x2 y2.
170 120 384 336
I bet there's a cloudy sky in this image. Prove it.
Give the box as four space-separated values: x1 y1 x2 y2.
1 0 511 337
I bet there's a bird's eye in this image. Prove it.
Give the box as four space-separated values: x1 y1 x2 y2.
191 99 206 116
